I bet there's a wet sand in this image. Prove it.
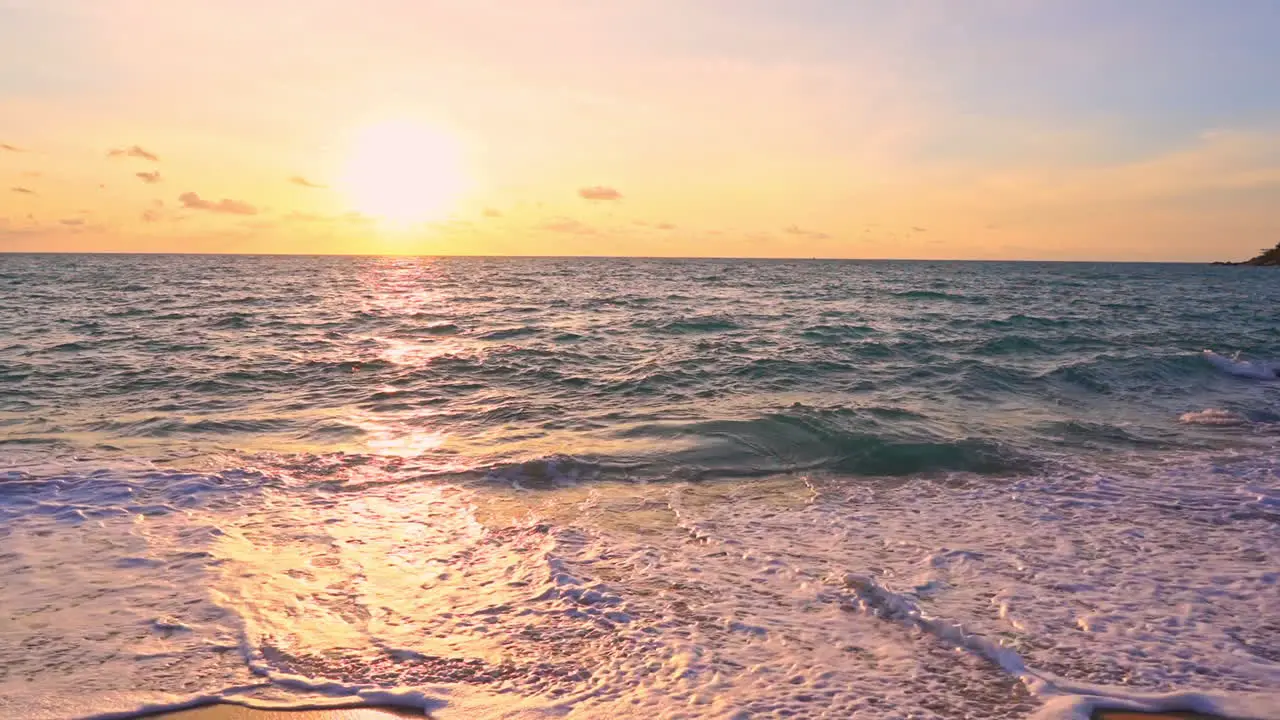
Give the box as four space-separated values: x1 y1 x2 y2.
146 703 1229 719
149 707 421 720
1095 707 1223 712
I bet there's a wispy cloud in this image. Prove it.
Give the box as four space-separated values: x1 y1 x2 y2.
578 186 622 201
280 211 376 225
428 218 473 230
783 224 830 239
1 143 23 152
541 218 595 234
141 209 162 223
178 191 257 215
482 207 503 218
656 222 676 230
340 212 375 225
108 145 160 162
289 175 327 189
60 218 85 226
136 171 162 184
10 187 36 195
912 226 927 232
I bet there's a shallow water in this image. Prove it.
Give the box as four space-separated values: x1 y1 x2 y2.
0 255 1277 719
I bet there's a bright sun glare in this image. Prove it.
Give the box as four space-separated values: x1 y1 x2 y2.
340 120 466 225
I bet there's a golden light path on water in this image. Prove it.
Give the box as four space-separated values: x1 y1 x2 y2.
335 258 698 469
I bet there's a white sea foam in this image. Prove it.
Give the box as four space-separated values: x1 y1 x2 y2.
1 452 1277 719
1180 408 1250 426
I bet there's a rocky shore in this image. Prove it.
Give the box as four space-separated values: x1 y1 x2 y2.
1214 242 1280 265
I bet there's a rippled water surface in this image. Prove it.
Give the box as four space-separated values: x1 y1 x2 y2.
1 255 1277 719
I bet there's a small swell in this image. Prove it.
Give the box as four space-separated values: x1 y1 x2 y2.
646 315 740 334
89 416 300 438
799 324 879 343
422 322 460 335
973 335 1048 356
979 314 1075 329
891 290 988 304
477 455 614 488
623 407 1029 479
1038 420 1167 448
478 326 540 340
210 314 252 329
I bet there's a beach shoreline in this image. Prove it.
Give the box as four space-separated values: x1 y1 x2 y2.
142 705 420 720
137 702 1230 720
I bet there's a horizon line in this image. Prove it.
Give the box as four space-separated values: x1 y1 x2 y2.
0 251 1224 264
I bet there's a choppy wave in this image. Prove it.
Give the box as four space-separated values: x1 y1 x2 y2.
3 257 1280 470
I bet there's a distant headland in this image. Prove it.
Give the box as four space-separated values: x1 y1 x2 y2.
1214 241 1280 266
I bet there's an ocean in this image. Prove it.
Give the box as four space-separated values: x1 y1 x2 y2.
0 254 1276 719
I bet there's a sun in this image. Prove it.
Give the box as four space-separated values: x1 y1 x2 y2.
339 120 466 225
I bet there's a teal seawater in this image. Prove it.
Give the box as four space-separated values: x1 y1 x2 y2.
2 254 1280 719
2 254 1279 480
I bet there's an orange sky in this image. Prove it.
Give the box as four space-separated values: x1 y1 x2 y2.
3 1 1279 260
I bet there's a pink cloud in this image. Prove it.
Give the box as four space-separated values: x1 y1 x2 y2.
136 171 162 184
289 175 327 189
578 186 622 201
784 224 830 240
178 191 258 215
541 218 595 234
108 145 160 162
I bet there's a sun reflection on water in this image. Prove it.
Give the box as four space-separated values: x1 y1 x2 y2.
347 260 465 461
354 413 448 458
208 482 532 666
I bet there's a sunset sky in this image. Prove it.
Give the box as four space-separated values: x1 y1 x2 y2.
2 1 1278 260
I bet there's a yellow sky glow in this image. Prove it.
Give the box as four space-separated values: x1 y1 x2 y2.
2 1 1279 260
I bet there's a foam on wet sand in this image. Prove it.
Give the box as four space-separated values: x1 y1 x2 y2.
2 451 1276 720
150 707 416 720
